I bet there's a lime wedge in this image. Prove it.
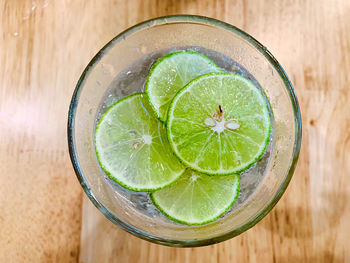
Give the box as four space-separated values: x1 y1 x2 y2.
95 93 185 191
167 73 271 175
145 50 222 122
151 169 240 225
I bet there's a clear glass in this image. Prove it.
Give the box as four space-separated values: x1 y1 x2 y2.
68 15 302 247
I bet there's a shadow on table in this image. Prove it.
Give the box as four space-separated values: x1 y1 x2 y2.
136 0 207 21
273 251 343 263
260 189 347 239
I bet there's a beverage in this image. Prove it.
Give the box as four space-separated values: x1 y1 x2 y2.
94 46 273 225
69 16 301 245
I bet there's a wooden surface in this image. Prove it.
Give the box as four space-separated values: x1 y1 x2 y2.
1 0 350 262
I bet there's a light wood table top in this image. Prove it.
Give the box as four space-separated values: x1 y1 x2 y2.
1 0 349 262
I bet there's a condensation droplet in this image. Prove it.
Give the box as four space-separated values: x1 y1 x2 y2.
101 63 116 75
140 45 147 54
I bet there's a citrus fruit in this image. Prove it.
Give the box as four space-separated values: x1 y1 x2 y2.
167 73 271 175
151 169 240 225
145 50 222 122
95 93 185 191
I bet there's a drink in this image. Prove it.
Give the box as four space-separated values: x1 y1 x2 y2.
69 16 300 245
95 46 273 225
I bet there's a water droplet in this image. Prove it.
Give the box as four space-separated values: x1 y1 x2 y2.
96 80 101 86
31 1 37 11
101 63 115 75
105 95 114 107
43 0 50 8
23 13 30 20
140 45 147 54
13 32 18 37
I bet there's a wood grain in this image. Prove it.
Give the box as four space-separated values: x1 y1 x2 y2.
1 0 349 262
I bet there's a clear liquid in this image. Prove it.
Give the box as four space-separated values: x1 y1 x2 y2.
96 46 274 224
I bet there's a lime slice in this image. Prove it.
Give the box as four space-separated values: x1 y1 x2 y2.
95 93 185 191
167 73 271 175
151 169 240 225
145 50 222 122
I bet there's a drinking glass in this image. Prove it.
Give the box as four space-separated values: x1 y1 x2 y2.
68 15 302 247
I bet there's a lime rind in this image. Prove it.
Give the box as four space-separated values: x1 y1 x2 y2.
95 93 185 192
96 158 185 192
166 73 271 175
150 170 240 225
145 50 222 123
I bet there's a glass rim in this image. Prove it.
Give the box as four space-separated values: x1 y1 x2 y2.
67 15 302 247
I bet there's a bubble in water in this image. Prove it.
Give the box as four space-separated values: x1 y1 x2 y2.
191 46 200 52
104 94 115 107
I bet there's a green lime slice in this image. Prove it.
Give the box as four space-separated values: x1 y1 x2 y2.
151 169 240 225
167 73 271 175
95 93 185 191
145 50 222 122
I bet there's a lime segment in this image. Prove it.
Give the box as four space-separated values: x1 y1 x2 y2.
167 73 271 175
95 93 185 191
146 51 222 122
151 169 240 225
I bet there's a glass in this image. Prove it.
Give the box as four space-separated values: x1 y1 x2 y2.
68 15 302 247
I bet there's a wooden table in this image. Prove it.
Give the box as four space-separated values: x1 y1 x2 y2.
1 0 349 262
